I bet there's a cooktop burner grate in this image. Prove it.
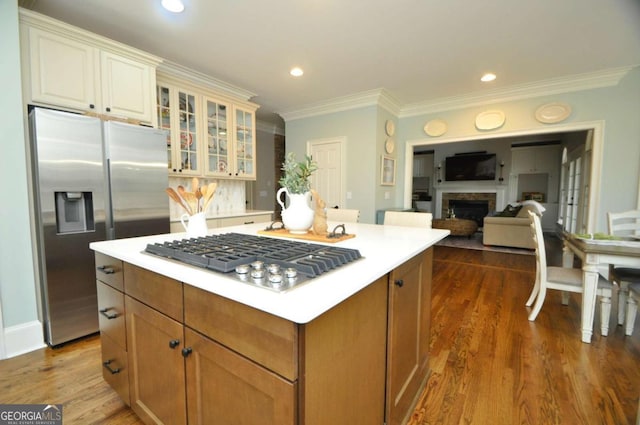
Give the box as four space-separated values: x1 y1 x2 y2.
144 233 362 292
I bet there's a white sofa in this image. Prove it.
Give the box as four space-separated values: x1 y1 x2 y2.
482 201 545 249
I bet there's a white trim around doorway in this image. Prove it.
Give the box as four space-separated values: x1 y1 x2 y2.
403 120 605 233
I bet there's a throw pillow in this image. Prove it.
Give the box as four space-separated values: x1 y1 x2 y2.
496 204 522 217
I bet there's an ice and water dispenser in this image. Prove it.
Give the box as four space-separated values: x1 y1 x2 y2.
55 191 95 234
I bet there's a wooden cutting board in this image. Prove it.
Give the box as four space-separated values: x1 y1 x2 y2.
257 228 355 243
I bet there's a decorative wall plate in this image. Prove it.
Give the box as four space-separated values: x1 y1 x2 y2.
475 110 506 130
385 120 395 136
535 102 572 124
424 119 447 137
385 137 395 154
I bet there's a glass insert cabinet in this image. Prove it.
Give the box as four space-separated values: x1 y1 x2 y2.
156 82 257 180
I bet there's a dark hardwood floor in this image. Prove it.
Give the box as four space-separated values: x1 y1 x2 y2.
1 243 638 424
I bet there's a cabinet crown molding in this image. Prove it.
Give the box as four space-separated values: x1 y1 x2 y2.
19 8 161 66
158 60 258 106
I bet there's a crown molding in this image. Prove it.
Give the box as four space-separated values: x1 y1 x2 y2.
279 88 401 122
19 8 162 65
399 66 636 117
279 66 635 122
157 60 257 103
256 120 285 136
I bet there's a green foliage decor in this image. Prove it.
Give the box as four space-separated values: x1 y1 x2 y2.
279 152 318 194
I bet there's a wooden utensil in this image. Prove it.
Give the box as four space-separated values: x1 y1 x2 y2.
165 187 191 215
177 185 195 214
192 177 201 197
202 182 217 211
182 191 198 214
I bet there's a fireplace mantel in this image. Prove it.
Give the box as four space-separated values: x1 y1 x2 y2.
435 184 507 219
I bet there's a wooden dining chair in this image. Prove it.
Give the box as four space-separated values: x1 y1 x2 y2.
526 211 613 336
607 210 640 325
383 211 432 228
326 208 360 223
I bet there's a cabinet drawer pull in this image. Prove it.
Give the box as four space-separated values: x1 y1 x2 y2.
169 339 180 349
243 221 255 225
394 279 404 288
106 107 111 112
96 265 115 275
181 347 193 357
99 308 118 319
103 359 120 374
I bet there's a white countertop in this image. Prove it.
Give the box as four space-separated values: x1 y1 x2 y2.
90 222 449 324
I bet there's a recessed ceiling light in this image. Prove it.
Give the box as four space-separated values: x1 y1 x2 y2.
481 73 497 82
162 0 185 13
290 67 304 77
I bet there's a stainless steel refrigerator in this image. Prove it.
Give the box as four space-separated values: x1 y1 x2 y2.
29 107 169 346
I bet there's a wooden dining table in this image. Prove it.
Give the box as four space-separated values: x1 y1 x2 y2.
563 233 640 343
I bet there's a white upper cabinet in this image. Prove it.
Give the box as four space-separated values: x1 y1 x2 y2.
27 28 97 111
100 51 154 122
157 83 202 176
511 145 561 175
203 97 258 180
203 96 232 177
20 9 161 125
157 69 258 180
232 106 256 179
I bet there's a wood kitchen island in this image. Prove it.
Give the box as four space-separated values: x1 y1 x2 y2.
91 222 449 425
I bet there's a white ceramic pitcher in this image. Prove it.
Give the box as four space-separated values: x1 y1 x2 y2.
276 188 315 234
180 212 208 238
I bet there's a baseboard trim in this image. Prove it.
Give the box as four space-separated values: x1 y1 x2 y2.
3 320 45 359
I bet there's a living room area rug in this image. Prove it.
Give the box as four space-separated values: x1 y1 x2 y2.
436 232 535 255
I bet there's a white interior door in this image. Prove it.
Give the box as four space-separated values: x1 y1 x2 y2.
308 138 345 209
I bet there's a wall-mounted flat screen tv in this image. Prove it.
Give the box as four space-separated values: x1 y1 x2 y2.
445 153 496 181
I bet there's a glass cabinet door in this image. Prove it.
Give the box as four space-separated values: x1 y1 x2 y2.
235 107 255 178
156 82 256 180
156 84 200 175
178 91 199 174
156 85 174 171
204 98 231 177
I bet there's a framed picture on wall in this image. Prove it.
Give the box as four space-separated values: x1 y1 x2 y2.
381 155 395 186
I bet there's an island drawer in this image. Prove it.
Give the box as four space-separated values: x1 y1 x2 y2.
184 285 298 381
124 264 183 322
97 280 126 349
95 252 124 291
100 332 130 406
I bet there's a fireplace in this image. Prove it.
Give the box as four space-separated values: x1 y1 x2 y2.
448 200 489 227
441 192 497 227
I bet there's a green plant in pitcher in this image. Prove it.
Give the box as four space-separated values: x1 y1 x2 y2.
278 152 318 194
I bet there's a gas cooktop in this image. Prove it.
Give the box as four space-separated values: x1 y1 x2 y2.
144 233 362 292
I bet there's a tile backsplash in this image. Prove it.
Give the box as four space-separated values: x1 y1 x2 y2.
168 177 246 220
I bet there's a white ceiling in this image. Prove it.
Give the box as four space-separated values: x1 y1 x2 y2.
20 0 640 125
